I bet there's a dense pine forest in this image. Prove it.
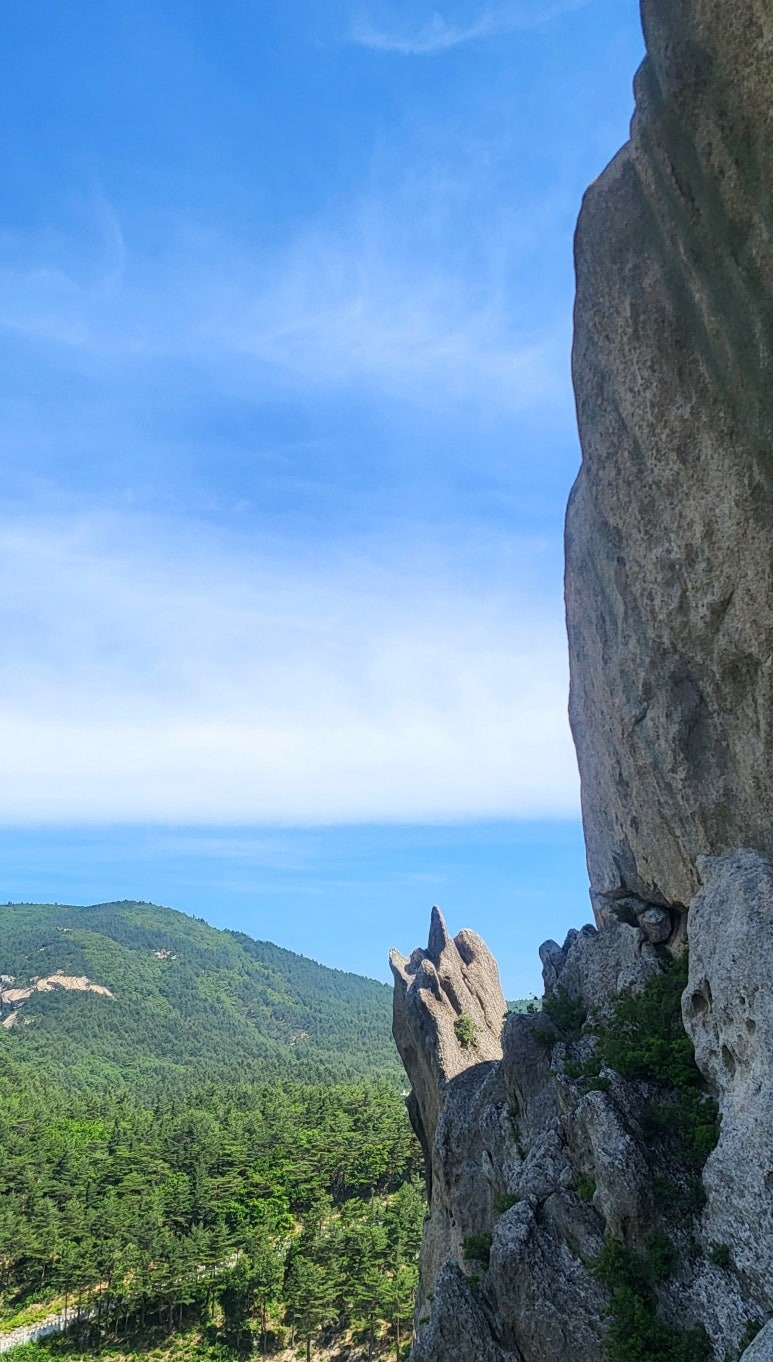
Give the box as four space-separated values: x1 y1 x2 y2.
0 904 423 1361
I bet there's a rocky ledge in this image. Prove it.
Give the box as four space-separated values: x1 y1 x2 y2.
396 866 773 1360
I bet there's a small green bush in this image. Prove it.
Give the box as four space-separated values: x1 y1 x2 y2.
708 1243 731 1269
462 1233 492 1269
454 1013 477 1050
740 1321 762 1350
542 986 587 1041
597 954 694 1088
563 1054 599 1081
534 1024 557 1049
604 1290 711 1362
586 1075 612 1093
644 1229 677 1283
611 902 640 928
653 1172 706 1219
494 1191 520 1213
576 1174 596 1203
594 1239 649 1295
594 1238 711 1362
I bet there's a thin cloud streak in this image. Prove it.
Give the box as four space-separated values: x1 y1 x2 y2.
0 181 572 417
350 0 594 55
0 515 579 825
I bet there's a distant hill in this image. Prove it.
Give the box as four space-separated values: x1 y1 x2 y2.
0 900 402 1088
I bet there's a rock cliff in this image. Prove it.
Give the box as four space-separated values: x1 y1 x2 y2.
567 0 773 922
393 2 773 1358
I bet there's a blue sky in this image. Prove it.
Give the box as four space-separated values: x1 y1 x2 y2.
0 0 643 995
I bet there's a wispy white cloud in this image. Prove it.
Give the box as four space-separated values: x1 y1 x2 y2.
212 221 564 409
349 0 594 55
0 514 578 825
0 174 571 418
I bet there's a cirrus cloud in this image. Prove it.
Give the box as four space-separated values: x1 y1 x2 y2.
349 0 595 55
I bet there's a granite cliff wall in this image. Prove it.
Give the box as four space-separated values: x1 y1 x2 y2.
568 0 773 922
393 2 773 1358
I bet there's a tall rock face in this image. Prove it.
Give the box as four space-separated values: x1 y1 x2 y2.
567 0 773 919
395 3 773 1359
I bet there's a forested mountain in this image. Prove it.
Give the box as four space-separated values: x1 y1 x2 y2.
0 902 424 1360
0 901 402 1087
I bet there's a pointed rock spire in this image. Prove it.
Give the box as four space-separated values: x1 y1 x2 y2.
390 906 506 1168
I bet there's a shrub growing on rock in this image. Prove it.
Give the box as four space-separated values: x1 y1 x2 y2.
454 1013 477 1050
462 1234 492 1269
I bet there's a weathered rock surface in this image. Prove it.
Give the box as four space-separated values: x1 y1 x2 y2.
390 906 505 1166
540 918 661 1017
400 916 771 1360
410 1264 510 1362
567 0 773 916
683 851 773 1313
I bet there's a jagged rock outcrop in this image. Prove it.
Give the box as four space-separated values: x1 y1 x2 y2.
410 1264 510 1362
567 0 773 920
539 920 661 1017
399 916 770 1360
390 906 505 1170
395 1 773 1357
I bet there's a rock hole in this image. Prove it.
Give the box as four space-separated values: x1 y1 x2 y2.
766 1172 773 1193
746 1018 756 1034
690 991 709 1016
721 1045 736 1077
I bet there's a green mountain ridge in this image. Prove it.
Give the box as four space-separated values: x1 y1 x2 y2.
0 900 402 1088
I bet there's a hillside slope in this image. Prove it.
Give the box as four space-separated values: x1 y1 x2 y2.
0 900 401 1087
